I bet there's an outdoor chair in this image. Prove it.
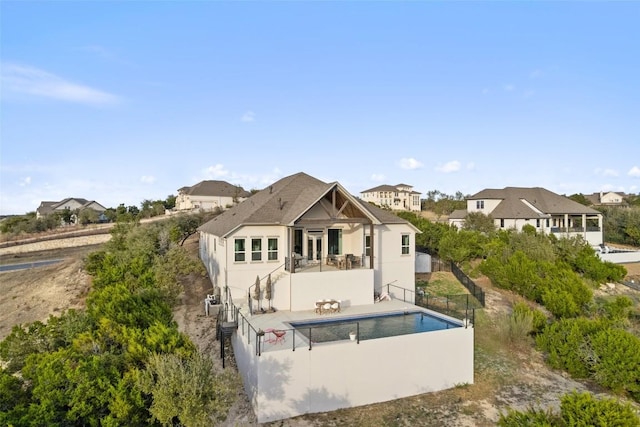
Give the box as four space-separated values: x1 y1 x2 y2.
272 329 286 344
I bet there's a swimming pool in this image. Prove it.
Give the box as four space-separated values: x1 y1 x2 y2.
289 311 461 343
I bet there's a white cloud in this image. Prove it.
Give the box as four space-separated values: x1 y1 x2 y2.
503 84 515 92
629 166 640 178
140 175 156 184
370 174 385 182
436 160 461 173
19 176 31 186
398 158 423 170
241 110 256 122
1 62 120 105
203 164 230 179
523 89 535 99
466 162 476 170
482 88 490 95
595 168 620 177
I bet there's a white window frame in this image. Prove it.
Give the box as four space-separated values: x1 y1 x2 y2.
251 238 262 261
401 234 410 255
364 235 371 256
267 238 278 261
234 238 246 262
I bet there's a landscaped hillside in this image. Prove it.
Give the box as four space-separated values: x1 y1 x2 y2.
2 216 640 426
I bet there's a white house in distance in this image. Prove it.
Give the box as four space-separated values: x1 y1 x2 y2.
175 180 251 212
36 198 107 219
198 172 474 423
449 187 604 246
360 183 421 212
585 191 625 206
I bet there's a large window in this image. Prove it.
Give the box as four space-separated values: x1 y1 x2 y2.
328 229 342 255
401 234 410 255
267 238 278 261
251 238 262 261
234 238 246 262
364 235 371 256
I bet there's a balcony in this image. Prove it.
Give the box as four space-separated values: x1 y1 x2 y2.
285 254 368 273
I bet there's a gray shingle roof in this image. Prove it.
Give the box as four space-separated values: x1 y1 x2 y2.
471 187 600 219
198 172 415 237
179 180 251 198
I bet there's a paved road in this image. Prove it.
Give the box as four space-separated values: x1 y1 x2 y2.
0 259 64 272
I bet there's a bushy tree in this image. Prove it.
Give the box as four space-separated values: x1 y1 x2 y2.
139 352 239 426
463 211 495 234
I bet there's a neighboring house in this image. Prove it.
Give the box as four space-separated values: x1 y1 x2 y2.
198 172 474 423
449 187 604 246
36 198 107 221
175 180 251 212
585 191 625 206
360 183 421 212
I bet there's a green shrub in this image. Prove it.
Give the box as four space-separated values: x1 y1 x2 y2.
497 406 555 426
589 328 640 399
536 318 606 378
560 391 640 426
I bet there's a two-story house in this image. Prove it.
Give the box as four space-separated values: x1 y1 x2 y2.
360 183 421 212
198 172 474 423
175 180 251 212
449 187 604 245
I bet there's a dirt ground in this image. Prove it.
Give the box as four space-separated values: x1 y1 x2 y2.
1 236 640 426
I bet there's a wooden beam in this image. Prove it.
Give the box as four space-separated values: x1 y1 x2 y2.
296 218 371 226
335 200 349 217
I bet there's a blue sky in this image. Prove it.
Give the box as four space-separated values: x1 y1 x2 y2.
1 1 639 215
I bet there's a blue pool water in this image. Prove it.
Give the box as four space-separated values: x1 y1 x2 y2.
289 311 460 343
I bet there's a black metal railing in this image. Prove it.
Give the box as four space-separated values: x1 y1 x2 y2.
247 263 285 315
415 293 476 326
450 263 485 307
285 253 367 273
385 282 414 303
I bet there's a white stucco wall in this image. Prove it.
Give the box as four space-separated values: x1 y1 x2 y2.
290 269 374 311
233 319 474 423
375 223 416 296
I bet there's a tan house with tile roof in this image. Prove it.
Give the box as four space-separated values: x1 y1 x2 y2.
175 180 251 212
360 183 421 212
449 187 604 245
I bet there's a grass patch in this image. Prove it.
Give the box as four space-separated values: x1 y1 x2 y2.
418 271 469 296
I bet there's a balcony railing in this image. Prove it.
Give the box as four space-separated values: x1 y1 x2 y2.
550 226 601 233
285 253 367 273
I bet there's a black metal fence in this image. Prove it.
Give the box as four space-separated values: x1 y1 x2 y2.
431 258 451 272
415 293 477 325
450 262 486 307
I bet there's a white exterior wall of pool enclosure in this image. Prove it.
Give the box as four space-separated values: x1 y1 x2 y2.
232 323 474 423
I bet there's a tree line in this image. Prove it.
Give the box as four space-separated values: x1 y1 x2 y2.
0 195 177 237
0 215 238 426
